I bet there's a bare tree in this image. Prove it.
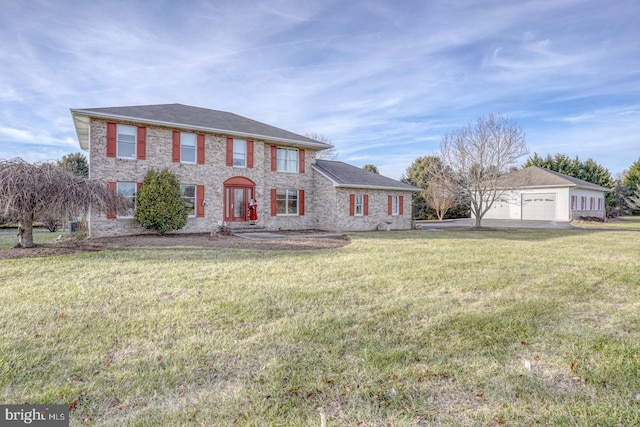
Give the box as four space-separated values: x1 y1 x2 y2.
424 179 457 220
305 132 338 160
0 158 125 248
432 114 529 227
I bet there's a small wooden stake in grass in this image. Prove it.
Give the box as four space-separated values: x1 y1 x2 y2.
318 407 327 427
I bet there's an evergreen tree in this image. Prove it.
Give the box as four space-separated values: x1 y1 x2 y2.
58 152 89 177
362 164 379 174
621 158 640 215
623 158 640 191
135 169 187 234
524 153 615 206
402 155 468 219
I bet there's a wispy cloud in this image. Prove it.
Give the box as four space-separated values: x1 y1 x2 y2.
0 0 638 177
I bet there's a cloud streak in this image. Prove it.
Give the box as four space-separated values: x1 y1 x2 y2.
0 0 638 177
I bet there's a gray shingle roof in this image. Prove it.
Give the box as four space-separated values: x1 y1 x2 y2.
516 166 611 192
313 160 419 191
71 103 331 150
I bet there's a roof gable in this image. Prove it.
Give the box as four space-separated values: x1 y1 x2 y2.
313 160 419 191
71 103 331 150
517 166 610 192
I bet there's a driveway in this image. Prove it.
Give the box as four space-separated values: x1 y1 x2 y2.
417 218 575 230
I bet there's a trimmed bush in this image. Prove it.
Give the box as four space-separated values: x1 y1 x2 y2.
135 169 187 234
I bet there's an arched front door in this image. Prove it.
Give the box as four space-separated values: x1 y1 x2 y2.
223 177 256 222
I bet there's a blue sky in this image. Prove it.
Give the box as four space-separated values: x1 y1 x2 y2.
1 0 639 179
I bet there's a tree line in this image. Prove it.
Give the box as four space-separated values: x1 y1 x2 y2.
402 147 640 222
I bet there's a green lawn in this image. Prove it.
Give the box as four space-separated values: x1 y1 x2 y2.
1 229 639 426
572 215 640 230
0 227 62 249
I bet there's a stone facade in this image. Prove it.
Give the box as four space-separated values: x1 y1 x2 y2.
311 172 413 232
88 119 319 237
84 115 416 237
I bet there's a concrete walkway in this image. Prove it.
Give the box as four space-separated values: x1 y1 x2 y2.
417 218 575 230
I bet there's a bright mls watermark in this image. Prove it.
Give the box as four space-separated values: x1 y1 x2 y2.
1 405 68 426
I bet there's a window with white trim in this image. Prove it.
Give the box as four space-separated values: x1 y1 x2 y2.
180 132 196 163
354 194 364 216
117 182 137 218
181 185 196 217
391 195 400 215
233 139 246 167
276 189 299 215
277 148 299 172
117 125 136 159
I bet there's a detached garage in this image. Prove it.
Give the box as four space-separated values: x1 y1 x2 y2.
481 166 609 221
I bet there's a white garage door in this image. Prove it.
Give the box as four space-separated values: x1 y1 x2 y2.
521 193 556 220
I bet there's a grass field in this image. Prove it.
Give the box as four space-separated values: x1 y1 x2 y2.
572 215 640 230
1 227 639 426
0 227 61 249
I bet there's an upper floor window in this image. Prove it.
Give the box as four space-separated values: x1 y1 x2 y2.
181 184 196 217
173 131 204 164
107 123 145 160
117 125 137 159
180 133 196 163
233 139 246 167
117 182 137 218
226 138 253 168
277 148 299 172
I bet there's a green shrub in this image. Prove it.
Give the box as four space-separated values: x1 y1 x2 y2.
135 169 187 234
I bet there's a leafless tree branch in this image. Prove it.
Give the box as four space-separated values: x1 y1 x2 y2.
431 114 529 227
0 158 126 248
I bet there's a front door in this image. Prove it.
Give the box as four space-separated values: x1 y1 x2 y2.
225 185 254 222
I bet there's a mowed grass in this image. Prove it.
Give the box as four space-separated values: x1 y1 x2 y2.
573 215 640 230
0 227 61 248
1 229 639 426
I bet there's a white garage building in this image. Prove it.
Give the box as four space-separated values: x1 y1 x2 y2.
483 166 609 221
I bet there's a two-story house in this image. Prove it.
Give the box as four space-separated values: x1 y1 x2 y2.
71 104 418 237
